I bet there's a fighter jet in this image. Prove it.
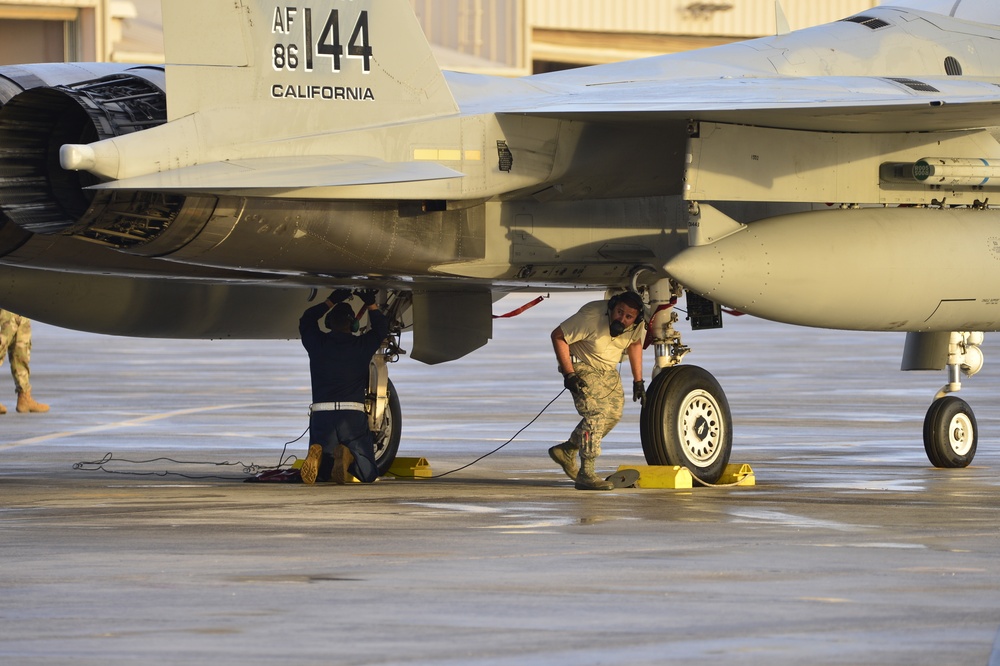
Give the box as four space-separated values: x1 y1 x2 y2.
1 0 999 481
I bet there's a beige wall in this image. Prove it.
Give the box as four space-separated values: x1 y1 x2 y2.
0 18 66 63
413 0 885 71
0 0 889 70
0 0 107 64
411 0 527 73
530 0 882 68
530 0 881 37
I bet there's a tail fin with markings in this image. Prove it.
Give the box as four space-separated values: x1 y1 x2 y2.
59 0 461 184
161 0 458 128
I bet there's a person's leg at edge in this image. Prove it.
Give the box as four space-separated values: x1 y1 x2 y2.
335 411 379 483
570 366 619 491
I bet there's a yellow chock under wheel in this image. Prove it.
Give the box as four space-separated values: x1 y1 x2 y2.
613 463 755 489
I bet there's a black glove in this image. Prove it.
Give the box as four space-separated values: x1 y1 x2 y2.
563 372 587 395
327 289 352 304
357 289 378 307
633 380 646 405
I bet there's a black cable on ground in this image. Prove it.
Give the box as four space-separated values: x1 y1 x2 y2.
392 388 567 480
73 426 308 481
73 388 566 482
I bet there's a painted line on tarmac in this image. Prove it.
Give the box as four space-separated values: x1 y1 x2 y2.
0 401 303 450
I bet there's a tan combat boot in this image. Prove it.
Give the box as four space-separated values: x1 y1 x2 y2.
575 458 614 491
16 390 49 413
300 444 322 485
548 442 579 480
331 445 355 484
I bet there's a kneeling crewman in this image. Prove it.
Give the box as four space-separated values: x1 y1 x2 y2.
299 289 388 485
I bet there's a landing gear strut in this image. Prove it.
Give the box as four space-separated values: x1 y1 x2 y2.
638 279 733 483
366 291 409 475
922 332 983 468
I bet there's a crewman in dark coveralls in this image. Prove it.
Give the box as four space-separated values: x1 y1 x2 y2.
299 289 388 484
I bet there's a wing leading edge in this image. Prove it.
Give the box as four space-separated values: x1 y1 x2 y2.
444 3 1000 135
485 74 1000 133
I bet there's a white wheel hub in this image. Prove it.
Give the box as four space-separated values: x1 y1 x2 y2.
947 412 975 456
677 389 724 465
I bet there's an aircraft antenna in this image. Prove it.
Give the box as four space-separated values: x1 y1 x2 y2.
775 0 791 35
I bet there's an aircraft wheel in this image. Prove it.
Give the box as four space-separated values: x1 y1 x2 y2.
372 378 402 475
640 365 732 484
922 396 976 468
639 369 671 466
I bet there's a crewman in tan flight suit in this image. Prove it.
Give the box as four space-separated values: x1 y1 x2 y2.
549 292 646 490
0 310 49 414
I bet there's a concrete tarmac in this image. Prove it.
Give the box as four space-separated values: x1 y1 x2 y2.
2 292 999 665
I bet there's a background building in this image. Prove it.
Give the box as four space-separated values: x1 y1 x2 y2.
530 0 880 71
0 0 881 71
0 0 132 63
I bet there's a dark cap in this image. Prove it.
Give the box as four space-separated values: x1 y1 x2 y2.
325 302 356 331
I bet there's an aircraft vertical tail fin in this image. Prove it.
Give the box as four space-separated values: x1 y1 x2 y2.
161 0 458 131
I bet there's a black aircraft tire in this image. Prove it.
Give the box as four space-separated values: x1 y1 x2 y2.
923 396 977 469
639 368 674 466
640 365 732 484
372 378 402 476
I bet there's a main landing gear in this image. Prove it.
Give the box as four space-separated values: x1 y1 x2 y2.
365 291 408 475
922 332 983 468
638 279 733 484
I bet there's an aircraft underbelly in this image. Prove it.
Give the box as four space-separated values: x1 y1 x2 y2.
0 263 310 338
92 195 491 277
24 192 690 286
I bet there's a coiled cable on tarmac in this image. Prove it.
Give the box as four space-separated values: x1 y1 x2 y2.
73 427 308 480
393 388 567 480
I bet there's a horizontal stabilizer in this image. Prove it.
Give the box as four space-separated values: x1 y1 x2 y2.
88 156 464 192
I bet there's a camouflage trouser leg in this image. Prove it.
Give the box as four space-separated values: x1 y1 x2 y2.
568 363 623 459
0 311 32 394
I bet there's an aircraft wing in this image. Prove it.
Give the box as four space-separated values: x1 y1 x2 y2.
485 74 1000 133
87 156 464 192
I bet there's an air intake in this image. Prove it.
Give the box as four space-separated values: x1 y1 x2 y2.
885 77 940 93
841 15 891 30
